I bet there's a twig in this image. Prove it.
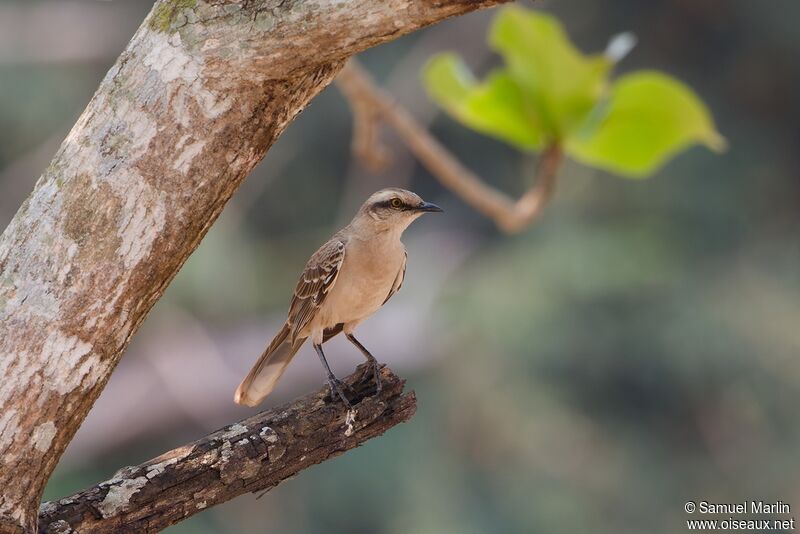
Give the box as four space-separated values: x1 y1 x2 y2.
336 59 563 233
38 364 416 534
337 66 392 173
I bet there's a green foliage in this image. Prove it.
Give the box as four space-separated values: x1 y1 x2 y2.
423 6 725 177
425 55 545 150
489 8 612 139
567 72 727 176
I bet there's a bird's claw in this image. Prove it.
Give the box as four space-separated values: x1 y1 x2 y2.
369 360 382 394
359 358 382 394
327 377 353 410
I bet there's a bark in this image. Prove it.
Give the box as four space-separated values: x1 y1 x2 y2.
38 364 415 534
0 1 508 532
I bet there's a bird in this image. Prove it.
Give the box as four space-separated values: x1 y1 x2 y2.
234 188 443 408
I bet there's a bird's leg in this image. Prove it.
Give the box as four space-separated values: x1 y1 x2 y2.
345 333 382 393
313 343 352 409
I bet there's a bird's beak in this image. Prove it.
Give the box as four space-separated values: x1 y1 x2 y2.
416 201 444 213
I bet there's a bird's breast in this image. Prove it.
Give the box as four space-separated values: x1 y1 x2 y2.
318 239 404 326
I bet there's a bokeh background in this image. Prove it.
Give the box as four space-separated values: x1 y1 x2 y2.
3 1 800 532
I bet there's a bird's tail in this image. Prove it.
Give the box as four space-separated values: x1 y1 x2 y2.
234 324 306 407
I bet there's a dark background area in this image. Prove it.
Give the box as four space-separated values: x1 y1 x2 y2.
1 1 799 532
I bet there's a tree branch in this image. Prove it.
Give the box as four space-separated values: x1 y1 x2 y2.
0 1 508 532
39 364 415 534
336 59 563 233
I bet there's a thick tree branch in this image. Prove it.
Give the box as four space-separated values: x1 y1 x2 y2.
0 1 508 532
39 364 415 534
336 60 563 233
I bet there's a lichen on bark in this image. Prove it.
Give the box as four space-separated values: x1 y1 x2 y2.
149 0 198 33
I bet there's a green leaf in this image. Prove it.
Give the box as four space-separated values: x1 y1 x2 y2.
567 71 727 177
423 54 545 150
423 52 474 106
489 6 612 138
421 6 725 177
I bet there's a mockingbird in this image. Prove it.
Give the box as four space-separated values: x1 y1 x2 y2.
235 188 443 408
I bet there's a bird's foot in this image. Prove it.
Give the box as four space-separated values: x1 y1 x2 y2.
369 360 383 394
327 377 353 410
358 358 382 395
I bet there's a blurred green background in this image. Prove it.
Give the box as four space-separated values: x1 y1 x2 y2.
2 1 800 532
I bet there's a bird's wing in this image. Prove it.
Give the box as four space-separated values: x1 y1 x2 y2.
382 248 407 305
287 238 346 341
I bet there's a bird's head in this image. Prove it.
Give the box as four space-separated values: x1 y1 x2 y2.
356 188 443 234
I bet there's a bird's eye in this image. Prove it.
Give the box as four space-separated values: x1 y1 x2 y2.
390 198 403 209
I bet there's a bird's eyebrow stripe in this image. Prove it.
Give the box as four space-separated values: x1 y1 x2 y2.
373 199 414 210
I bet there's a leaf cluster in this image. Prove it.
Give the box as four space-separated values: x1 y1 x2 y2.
423 7 726 177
